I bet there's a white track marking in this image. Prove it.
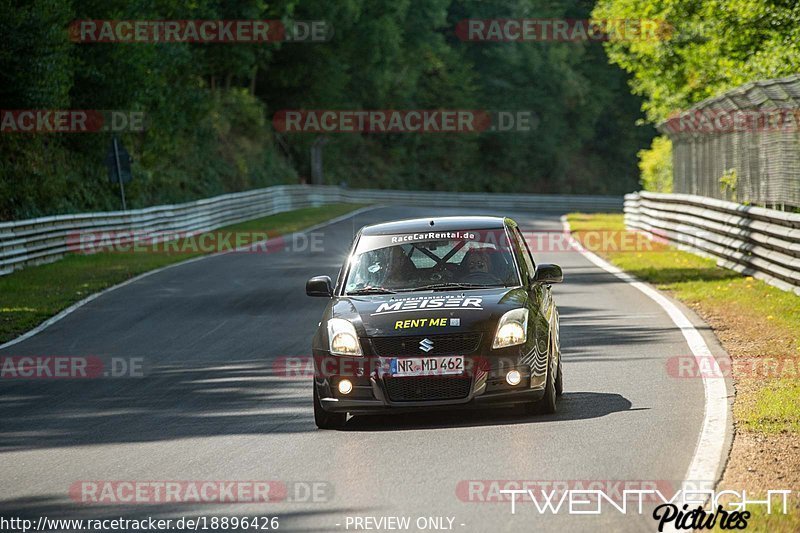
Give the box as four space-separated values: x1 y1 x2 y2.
560 216 730 504
0 205 380 350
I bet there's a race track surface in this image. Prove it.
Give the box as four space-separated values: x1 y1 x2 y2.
0 206 730 532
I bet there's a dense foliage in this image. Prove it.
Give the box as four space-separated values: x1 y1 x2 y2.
0 0 655 220
593 0 800 192
638 136 672 193
594 0 800 122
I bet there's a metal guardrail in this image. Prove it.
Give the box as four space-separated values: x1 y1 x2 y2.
624 191 800 295
0 185 622 275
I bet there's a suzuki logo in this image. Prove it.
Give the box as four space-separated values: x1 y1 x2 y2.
419 338 434 353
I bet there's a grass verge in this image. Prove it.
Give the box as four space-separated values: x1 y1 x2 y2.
0 203 365 344
567 213 799 434
567 212 800 531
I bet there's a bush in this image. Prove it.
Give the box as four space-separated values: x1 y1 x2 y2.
0 90 297 220
638 136 673 193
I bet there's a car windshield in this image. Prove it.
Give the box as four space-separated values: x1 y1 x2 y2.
344 230 520 294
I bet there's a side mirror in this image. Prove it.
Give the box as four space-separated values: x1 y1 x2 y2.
532 264 563 284
306 275 334 297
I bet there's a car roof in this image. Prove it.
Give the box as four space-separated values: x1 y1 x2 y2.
360 216 509 235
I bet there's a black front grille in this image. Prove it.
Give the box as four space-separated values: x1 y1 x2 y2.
385 376 472 402
370 333 482 357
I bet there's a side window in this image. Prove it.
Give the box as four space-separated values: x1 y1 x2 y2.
512 226 536 275
336 233 361 294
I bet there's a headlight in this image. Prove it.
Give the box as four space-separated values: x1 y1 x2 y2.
492 308 529 349
327 318 363 356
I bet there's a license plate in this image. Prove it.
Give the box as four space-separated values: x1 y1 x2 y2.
390 356 464 376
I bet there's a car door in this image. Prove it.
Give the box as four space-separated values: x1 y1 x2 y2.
509 224 554 354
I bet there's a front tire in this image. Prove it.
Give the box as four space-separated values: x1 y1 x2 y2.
526 360 557 415
314 385 347 429
555 355 563 397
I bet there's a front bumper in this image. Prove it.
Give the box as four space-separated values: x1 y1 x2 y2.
312 348 548 414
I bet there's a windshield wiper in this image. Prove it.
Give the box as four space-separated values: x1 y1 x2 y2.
347 286 396 295
399 282 492 292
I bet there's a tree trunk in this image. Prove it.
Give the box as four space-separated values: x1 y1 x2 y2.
249 66 258 96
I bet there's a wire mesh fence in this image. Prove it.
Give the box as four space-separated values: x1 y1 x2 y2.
659 74 800 211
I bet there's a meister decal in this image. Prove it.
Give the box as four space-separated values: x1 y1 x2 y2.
372 296 483 315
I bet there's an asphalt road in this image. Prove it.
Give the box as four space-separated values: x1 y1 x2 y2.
0 206 730 532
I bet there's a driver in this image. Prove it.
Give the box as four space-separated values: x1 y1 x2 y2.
465 248 492 275
383 246 414 287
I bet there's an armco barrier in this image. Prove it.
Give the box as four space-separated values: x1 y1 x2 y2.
624 191 800 295
0 185 622 275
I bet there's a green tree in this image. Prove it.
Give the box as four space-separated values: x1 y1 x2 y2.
593 0 800 122
638 136 672 192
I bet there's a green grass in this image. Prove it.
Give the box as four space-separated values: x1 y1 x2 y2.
709 494 800 533
567 213 800 434
569 213 800 530
733 500 800 532
0 203 365 344
746 380 800 434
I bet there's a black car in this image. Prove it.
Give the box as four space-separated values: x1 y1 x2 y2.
306 216 563 429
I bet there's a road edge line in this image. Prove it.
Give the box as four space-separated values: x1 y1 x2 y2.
559 215 730 496
0 204 380 350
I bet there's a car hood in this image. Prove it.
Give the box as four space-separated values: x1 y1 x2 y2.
329 287 529 337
